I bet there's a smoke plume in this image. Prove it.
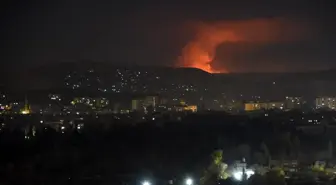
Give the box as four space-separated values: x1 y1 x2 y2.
177 18 307 73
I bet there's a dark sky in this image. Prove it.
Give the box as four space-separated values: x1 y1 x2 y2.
1 0 336 72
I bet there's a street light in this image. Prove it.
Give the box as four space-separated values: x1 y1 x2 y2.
185 178 193 185
142 180 151 185
233 171 243 181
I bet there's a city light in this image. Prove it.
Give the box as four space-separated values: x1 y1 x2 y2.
142 180 151 185
20 110 30 115
185 178 193 185
232 169 254 181
233 171 243 181
246 169 255 177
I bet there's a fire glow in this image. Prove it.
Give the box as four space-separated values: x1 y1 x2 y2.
177 18 306 73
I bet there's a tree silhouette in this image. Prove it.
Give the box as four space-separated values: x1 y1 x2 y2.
292 136 300 159
265 171 286 185
260 142 270 166
200 150 229 185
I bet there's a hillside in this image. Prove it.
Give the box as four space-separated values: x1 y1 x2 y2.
2 61 336 99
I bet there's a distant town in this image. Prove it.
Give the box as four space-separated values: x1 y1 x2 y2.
2 62 336 184
2 62 336 130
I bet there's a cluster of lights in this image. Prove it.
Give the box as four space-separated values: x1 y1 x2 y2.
141 178 193 185
232 169 254 181
49 94 61 101
64 71 101 89
71 97 109 108
64 68 204 94
168 84 197 92
64 68 218 99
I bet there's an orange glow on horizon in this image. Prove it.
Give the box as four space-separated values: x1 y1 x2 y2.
177 18 307 73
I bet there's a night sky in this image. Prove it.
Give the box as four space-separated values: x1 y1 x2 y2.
1 0 336 73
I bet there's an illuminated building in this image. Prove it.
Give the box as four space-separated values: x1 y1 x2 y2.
175 105 198 112
184 105 197 112
285 96 303 110
131 99 144 111
244 101 284 111
316 97 336 110
95 97 109 108
245 103 262 111
131 96 159 112
144 96 158 108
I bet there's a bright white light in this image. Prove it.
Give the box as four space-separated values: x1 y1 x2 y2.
142 181 151 185
185 178 193 185
61 126 65 130
21 110 29 115
246 169 255 178
233 172 243 181
233 170 254 181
